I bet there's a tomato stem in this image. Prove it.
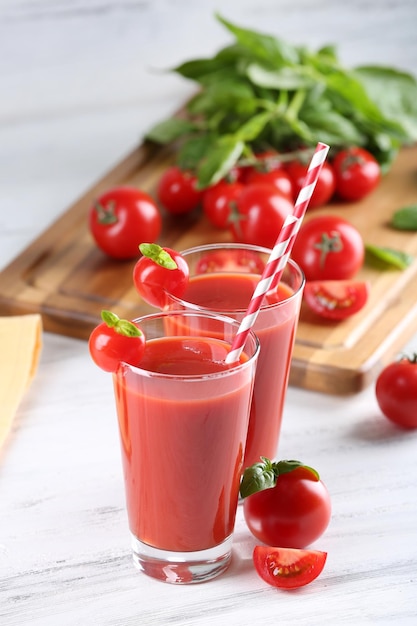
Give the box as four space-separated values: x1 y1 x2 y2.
314 230 343 268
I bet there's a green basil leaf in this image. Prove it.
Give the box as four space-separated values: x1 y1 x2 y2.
391 205 417 231
145 118 197 144
196 136 244 188
246 63 313 90
234 111 273 142
217 13 299 66
173 57 232 82
177 134 216 172
365 244 414 270
355 66 417 142
301 108 365 146
274 459 319 479
240 457 277 498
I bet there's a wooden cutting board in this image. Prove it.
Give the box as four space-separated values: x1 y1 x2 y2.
1 141 417 395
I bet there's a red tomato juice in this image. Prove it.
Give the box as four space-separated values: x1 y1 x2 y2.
113 335 255 552
179 272 300 467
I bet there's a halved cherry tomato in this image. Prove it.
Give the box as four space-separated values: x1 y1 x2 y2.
333 147 380 201
157 166 203 215
88 187 162 260
375 355 417 429
88 311 145 373
303 280 370 320
133 243 189 308
253 546 327 589
202 180 244 229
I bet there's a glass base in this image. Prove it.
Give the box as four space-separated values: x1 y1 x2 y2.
131 533 233 584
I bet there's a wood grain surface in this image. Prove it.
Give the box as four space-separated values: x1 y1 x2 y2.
1 142 417 395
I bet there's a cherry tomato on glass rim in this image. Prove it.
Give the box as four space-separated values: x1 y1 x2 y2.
333 147 381 202
157 165 203 215
253 546 327 590
89 311 145 373
88 187 162 260
304 280 370 320
286 159 336 208
133 243 189 309
230 183 293 249
291 215 364 281
375 355 417 429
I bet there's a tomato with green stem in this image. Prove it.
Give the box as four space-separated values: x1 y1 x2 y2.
202 180 244 229
88 311 145 373
253 546 327 589
291 215 364 281
230 184 293 248
304 280 370 320
333 147 381 201
241 458 331 549
88 187 162 260
133 243 189 308
375 355 417 429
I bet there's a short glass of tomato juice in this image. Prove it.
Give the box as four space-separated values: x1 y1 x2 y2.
165 244 305 469
112 310 259 584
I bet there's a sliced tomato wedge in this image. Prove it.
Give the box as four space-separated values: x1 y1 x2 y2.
303 280 370 320
253 546 327 589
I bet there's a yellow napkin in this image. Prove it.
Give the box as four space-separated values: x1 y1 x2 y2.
0 314 42 450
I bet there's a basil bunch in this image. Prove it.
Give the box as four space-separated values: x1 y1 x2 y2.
146 14 417 188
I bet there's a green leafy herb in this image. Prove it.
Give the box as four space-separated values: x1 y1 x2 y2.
101 310 142 337
365 244 414 270
139 243 178 269
391 205 417 231
239 457 319 498
144 14 417 186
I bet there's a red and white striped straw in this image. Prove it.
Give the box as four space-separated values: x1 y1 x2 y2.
225 142 330 364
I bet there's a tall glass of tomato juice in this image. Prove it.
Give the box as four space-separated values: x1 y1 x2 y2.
112 310 259 584
165 244 305 469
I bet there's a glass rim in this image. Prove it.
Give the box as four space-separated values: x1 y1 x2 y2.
115 309 260 381
170 243 306 315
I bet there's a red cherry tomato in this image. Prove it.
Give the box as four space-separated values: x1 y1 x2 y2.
245 168 294 200
133 244 189 308
243 466 331 548
291 215 364 281
230 184 293 248
202 180 244 229
375 355 417 429
88 187 162 260
239 150 282 182
253 546 327 589
286 160 336 208
88 311 145 373
304 280 370 320
333 147 381 201
157 166 203 215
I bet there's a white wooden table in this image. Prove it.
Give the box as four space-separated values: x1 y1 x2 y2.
1 1 417 624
